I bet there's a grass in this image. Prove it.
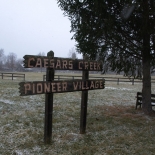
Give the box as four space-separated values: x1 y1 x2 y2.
0 72 155 155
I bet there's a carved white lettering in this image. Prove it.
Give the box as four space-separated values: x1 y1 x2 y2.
97 63 101 70
35 58 42 67
94 62 97 70
44 59 49 68
85 62 88 70
56 60 61 69
37 83 43 93
24 83 31 94
100 81 103 88
69 61 73 69
51 83 56 92
28 58 35 68
44 83 50 93
33 83 35 94
90 62 93 70
62 82 67 91
57 83 61 92
62 60 67 69
79 61 83 69
90 81 94 88
95 81 99 88
73 82 78 90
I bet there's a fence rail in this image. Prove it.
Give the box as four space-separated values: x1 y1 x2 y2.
0 73 25 81
43 74 155 85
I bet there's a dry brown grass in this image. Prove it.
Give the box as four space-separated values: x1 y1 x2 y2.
0 72 155 155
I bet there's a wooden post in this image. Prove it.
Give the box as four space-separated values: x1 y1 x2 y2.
44 51 54 144
20 53 104 142
117 78 119 85
80 56 89 134
132 78 134 85
23 74 25 81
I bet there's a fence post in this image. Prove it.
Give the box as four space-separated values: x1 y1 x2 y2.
24 74 25 81
2 73 3 79
72 76 74 80
117 78 119 85
132 78 134 85
44 51 54 144
12 73 13 80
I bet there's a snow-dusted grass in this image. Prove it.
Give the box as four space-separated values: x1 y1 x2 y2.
0 72 155 155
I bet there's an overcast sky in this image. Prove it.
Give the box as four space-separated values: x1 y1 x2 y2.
0 0 79 59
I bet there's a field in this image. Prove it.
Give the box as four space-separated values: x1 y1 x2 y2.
0 72 155 155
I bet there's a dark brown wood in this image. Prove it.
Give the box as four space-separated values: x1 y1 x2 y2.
0 73 25 80
23 55 102 71
132 79 134 85
19 52 106 144
19 79 105 96
44 51 54 144
135 92 155 109
80 70 89 134
117 78 119 85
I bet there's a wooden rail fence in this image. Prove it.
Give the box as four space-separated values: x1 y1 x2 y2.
43 74 155 85
0 73 25 81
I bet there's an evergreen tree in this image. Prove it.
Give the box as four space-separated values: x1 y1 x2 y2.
58 0 155 114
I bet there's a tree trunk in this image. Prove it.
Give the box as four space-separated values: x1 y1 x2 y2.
142 53 152 114
142 0 152 114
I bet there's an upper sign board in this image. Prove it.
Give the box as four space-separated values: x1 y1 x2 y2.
23 55 102 71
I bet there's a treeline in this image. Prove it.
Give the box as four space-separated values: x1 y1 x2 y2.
0 49 24 72
0 48 79 72
0 49 47 72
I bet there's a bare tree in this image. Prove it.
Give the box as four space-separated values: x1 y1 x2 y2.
38 52 45 56
16 58 25 71
5 52 17 71
0 49 4 57
68 47 78 59
0 49 4 70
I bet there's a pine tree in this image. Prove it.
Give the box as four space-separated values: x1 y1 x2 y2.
58 0 155 114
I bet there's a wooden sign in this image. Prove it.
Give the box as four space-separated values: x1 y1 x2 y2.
23 55 102 71
19 79 105 96
19 51 105 144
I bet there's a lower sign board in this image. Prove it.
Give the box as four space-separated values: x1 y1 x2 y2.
19 79 105 96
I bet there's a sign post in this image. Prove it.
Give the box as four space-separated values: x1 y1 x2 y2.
19 52 104 144
44 51 54 144
80 56 89 134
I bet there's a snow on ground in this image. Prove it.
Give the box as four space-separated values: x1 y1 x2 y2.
0 99 14 104
1 78 155 154
105 86 133 91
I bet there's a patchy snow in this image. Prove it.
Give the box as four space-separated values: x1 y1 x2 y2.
151 102 155 105
0 99 14 104
12 150 30 155
105 86 133 91
33 146 41 152
1 73 155 154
